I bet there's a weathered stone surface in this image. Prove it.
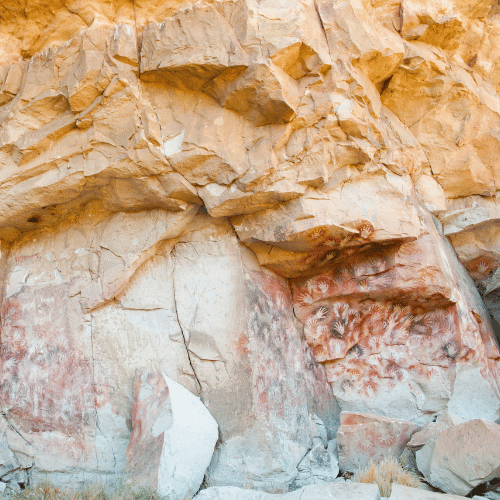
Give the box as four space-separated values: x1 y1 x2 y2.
126 370 218 500
195 487 271 500
289 206 500 423
194 482 381 500
140 4 248 90
1 0 500 493
233 171 426 277
389 484 469 500
172 216 340 492
0 413 34 486
290 441 339 490
407 422 450 451
0 204 200 487
317 0 405 87
442 197 500 340
208 61 300 126
416 419 500 496
0 209 339 492
337 412 419 473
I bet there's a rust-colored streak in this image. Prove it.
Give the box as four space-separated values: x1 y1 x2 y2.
0 284 108 434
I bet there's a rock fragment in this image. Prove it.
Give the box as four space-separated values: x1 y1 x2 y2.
416 419 500 496
126 370 219 500
337 412 419 473
140 4 249 90
290 441 339 490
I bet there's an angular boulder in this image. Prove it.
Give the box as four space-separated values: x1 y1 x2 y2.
416 419 500 496
126 369 218 500
290 441 339 490
337 412 419 473
140 4 248 90
407 422 450 451
208 61 300 126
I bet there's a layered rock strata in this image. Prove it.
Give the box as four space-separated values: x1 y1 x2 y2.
0 0 500 495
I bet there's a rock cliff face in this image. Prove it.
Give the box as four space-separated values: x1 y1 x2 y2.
1 0 500 494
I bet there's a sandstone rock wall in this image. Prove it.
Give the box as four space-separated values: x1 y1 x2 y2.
1 0 500 494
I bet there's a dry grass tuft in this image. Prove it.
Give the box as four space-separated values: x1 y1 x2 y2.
8 483 67 500
7 483 161 500
353 455 423 497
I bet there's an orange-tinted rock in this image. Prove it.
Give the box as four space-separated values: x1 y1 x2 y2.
290 211 500 423
0 0 500 494
140 4 248 90
337 412 419 473
126 370 170 489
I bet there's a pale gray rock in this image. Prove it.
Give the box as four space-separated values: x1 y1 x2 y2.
447 366 500 422
484 493 500 500
416 419 500 495
171 215 340 493
195 487 270 500
389 484 469 500
194 482 381 499
407 422 449 451
289 442 339 490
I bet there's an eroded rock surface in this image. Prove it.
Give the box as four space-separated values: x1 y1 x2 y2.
0 0 500 495
416 419 500 496
126 370 218 500
389 484 470 500
337 412 419 473
194 482 382 500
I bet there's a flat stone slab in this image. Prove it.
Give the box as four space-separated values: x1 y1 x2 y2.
194 483 381 499
389 484 469 500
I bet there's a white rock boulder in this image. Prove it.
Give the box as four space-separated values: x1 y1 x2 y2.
126 369 219 500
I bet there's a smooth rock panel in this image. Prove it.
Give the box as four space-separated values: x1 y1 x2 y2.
0 205 198 487
171 215 340 492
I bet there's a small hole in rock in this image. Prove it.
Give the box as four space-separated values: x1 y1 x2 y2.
27 216 40 223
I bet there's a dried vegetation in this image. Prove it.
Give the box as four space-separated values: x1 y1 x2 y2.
6 483 161 500
353 455 423 497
